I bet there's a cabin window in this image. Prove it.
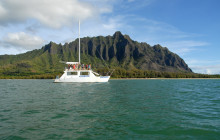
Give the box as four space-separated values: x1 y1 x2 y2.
80 72 89 75
67 72 78 75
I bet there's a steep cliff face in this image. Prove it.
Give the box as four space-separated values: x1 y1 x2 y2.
49 31 191 72
0 31 192 74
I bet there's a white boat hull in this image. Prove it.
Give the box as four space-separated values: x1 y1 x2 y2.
54 76 110 83
54 70 110 83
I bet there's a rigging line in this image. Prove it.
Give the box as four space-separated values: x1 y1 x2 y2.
109 69 115 76
59 61 66 64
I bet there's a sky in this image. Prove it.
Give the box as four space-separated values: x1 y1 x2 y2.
0 0 220 74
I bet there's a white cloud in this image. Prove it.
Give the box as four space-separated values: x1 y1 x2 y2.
0 0 115 53
185 59 220 74
74 15 126 38
162 40 209 55
0 0 103 28
102 16 125 31
119 0 155 10
128 0 135 2
190 65 220 74
0 47 27 55
0 2 6 15
111 16 195 44
1 32 45 50
82 0 114 13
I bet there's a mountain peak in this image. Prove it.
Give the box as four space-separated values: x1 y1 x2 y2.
113 31 123 38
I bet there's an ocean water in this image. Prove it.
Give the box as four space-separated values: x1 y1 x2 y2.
0 79 219 140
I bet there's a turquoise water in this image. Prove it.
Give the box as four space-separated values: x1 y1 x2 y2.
0 79 219 140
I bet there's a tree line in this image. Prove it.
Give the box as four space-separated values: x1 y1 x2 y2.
0 67 220 79
97 67 220 79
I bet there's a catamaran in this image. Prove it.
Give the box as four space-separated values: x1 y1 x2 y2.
54 21 110 83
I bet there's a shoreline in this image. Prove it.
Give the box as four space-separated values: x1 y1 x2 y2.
110 78 220 80
1 78 220 80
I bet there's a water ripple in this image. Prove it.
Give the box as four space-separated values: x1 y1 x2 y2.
0 79 219 139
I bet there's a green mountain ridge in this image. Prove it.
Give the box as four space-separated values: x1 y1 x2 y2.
0 31 194 78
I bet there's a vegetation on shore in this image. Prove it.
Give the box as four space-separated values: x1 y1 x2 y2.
0 67 219 79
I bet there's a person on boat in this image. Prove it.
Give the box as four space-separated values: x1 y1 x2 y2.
88 64 91 70
86 64 88 70
82 64 84 70
73 64 75 70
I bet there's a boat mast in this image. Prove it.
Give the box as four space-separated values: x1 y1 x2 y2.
79 20 80 64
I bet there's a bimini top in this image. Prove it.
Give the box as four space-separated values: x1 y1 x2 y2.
65 62 80 65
